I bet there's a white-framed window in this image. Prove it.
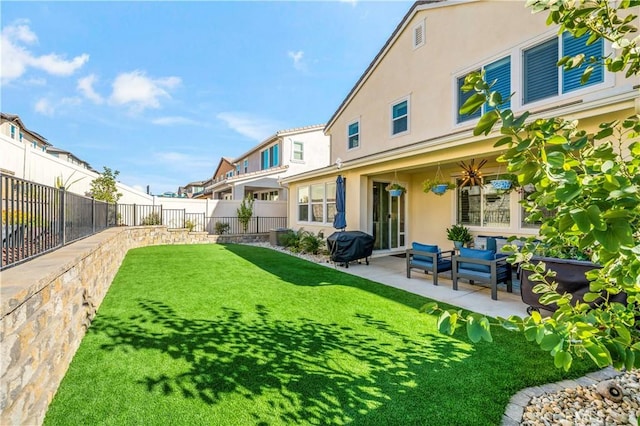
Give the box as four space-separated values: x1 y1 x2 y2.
19 132 23 142
258 190 279 201
391 97 409 136
297 181 337 223
457 56 511 124
293 141 304 161
10 125 16 139
347 120 359 150
243 159 248 173
412 18 425 50
456 175 511 228
236 164 240 175
523 32 604 105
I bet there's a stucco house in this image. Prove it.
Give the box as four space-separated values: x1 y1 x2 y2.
206 124 330 201
282 1 638 254
0 112 51 159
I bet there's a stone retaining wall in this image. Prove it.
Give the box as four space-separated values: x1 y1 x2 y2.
0 226 268 425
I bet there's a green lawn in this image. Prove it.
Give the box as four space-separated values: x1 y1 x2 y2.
44 244 594 425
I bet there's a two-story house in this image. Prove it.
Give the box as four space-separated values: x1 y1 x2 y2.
206 124 330 201
282 1 638 254
1 113 51 154
46 146 94 171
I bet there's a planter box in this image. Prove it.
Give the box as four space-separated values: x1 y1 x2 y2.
519 256 626 313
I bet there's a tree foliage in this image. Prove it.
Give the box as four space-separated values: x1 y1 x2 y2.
90 167 123 203
237 195 255 232
424 0 640 371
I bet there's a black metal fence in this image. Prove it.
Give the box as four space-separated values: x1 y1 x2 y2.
2 173 287 270
1 174 117 270
206 216 288 235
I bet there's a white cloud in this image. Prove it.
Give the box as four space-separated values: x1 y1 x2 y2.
77 74 104 104
109 70 181 112
152 116 199 126
1 20 89 85
287 50 307 71
152 151 213 171
34 98 54 116
216 112 281 141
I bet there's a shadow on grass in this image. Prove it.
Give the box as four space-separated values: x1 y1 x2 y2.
92 299 471 425
221 244 443 311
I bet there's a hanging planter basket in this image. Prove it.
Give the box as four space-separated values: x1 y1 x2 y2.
490 179 512 191
431 184 450 195
385 171 405 197
423 165 454 196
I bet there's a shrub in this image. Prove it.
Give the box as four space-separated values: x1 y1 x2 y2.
214 221 230 235
141 212 161 226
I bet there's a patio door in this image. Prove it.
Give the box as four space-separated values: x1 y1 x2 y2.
372 181 405 251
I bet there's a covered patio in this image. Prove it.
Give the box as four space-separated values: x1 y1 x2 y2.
320 253 529 319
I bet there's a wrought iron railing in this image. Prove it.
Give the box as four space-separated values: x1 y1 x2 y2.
2 173 287 270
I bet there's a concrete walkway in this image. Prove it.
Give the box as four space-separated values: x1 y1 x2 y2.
321 253 530 318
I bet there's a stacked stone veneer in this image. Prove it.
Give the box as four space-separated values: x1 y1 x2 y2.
0 226 268 425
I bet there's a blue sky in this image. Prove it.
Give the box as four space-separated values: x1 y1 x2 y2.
2 1 413 194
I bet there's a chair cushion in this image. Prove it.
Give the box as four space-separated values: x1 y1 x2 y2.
459 247 495 273
412 243 440 263
411 259 452 272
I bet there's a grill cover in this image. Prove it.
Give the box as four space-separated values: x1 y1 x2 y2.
326 231 374 264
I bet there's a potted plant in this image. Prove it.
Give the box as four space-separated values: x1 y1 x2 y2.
489 173 518 192
422 178 456 196
446 224 473 249
385 182 406 197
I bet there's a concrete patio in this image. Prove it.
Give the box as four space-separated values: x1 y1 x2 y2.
322 253 530 319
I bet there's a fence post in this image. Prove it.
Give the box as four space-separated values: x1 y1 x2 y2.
60 186 66 246
134 204 137 226
92 197 96 233
183 208 186 229
256 216 259 234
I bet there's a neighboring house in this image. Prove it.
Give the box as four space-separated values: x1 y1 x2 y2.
0 112 51 153
206 125 330 201
207 157 236 200
46 146 94 171
282 1 638 253
178 180 206 198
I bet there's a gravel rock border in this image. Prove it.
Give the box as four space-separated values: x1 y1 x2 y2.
503 367 640 425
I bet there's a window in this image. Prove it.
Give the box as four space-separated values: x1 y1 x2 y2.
347 121 359 150
523 33 604 104
413 19 425 49
243 159 248 173
523 38 558 104
297 181 338 223
261 144 280 170
456 175 511 228
298 187 309 221
10 125 15 139
391 99 408 135
270 144 279 167
457 56 511 123
236 164 240 175
225 171 233 179
562 32 604 93
259 190 279 201
326 182 336 224
19 132 23 142
293 141 304 160
311 184 324 222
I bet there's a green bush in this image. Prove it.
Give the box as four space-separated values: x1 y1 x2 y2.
214 221 230 235
141 212 161 225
